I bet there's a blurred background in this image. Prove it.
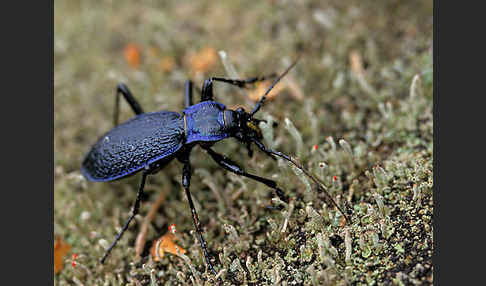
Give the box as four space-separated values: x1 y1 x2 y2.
55 1 433 285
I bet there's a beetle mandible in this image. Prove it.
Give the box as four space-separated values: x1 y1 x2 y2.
81 58 345 273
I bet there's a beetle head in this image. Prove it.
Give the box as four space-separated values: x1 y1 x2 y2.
224 107 263 142
225 58 299 148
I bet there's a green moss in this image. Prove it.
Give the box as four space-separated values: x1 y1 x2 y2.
55 0 433 285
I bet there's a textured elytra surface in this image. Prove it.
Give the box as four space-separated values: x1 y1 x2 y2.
82 111 184 181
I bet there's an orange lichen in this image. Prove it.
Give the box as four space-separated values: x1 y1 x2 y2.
54 236 71 274
123 43 141 68
150 232 186 261
340 215 347 227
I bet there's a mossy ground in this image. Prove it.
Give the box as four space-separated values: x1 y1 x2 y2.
54 1 433 285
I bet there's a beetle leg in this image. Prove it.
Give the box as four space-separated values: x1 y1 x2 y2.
200 74 277 102
184 80 194 108
100 171 149 264
180 153 217 275
204 147 288 203
201 79 215 102
210 74 277 88
251 139 351 222
246 141 253 158
114 83 145 126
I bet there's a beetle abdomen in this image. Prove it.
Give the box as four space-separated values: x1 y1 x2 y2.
81 111 185 182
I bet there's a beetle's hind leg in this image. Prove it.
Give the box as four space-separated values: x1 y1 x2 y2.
200 74 277 102
100 171 149 264
204 147 288 203
114 83 145 126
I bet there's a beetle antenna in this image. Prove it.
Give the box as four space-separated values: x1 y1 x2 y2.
249 57 300 118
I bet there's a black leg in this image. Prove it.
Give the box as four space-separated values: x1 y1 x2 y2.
114 83 145 126
179 152 217 274
100 171 148 264
200 74 277 102
204 147 288 203
211 74 278 88
251 138 350 222
184 80 194 108
245 141 253 158
200 79 214 102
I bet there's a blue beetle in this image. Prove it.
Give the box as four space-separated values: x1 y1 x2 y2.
81 59 346 273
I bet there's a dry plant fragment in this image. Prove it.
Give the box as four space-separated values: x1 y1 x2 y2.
123 43 141 68
147 46 175 73
188 47 218 75
349 50 376 95
247 80 285 102
349 50 364 76
135 189 168 258
410 74 423 98
150 232 186 261
54 236 71 274
285 75 304 100
158 56 176 73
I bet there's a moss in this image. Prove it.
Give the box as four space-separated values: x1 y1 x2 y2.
55 0 433 285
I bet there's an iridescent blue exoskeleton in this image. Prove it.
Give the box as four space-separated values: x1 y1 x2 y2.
81 59 347 274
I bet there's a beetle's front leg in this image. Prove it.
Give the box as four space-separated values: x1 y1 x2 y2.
251 138 351 221
200 74 277 102
203 147 288 203
210 74 277 88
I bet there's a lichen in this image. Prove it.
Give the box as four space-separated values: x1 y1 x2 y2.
54 1 433 284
